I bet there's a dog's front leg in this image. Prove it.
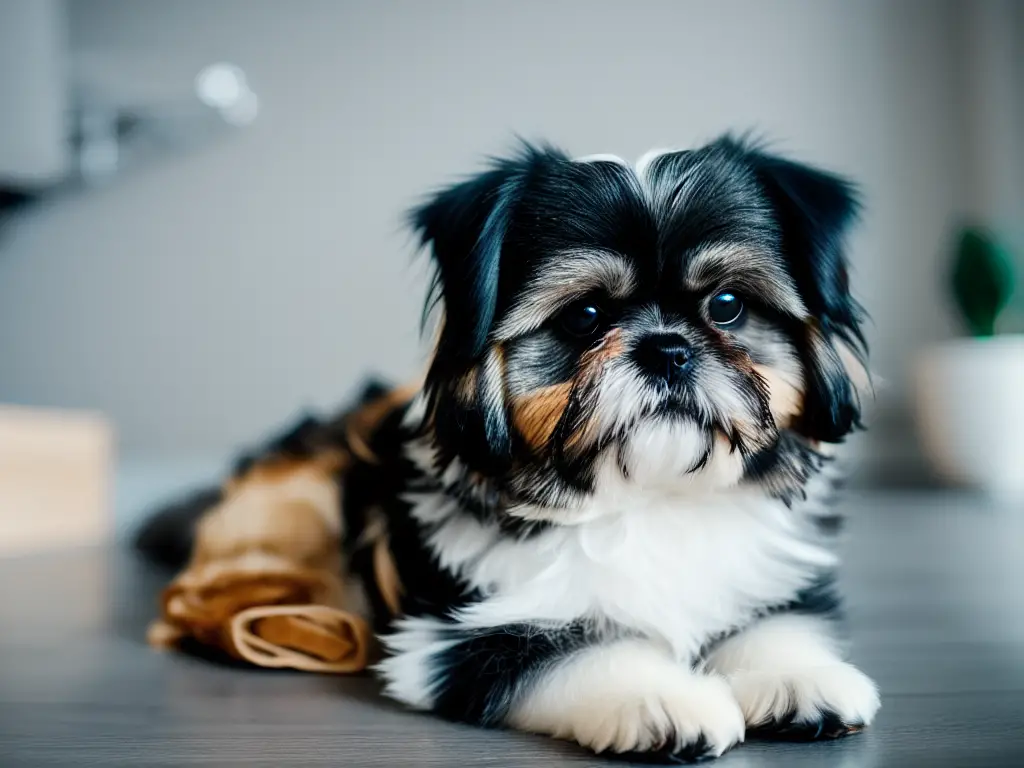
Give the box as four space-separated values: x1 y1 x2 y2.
703 613 880 739
377 617 745 761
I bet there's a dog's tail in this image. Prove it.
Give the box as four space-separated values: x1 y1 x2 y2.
131 378 397 571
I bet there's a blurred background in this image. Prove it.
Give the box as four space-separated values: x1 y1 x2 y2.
1 0 1022 548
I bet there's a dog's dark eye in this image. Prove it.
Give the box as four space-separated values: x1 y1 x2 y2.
559 302 603 337
709 292 746 328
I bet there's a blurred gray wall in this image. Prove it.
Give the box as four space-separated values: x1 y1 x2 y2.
0 0 995 467
0 1 69 184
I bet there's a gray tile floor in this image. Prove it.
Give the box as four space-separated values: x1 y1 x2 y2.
2 491 1023 767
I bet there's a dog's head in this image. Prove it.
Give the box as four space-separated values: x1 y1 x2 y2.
411 137 867 512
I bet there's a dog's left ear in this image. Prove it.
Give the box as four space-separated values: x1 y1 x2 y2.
745 146 868 443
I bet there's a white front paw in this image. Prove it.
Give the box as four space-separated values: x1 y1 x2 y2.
582 673 745 759
521 671 745 761
510 642 746 761
729 661 880 739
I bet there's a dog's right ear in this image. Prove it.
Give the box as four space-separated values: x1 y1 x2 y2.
411 162 526 367
409 145 557 475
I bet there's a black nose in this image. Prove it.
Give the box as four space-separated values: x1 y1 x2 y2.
634 334 694 384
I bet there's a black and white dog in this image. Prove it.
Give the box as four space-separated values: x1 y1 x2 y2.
141 135 879 762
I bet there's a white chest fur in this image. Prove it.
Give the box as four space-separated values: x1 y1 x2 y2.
407 483 837 662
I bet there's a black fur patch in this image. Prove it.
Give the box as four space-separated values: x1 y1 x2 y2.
779 571 845 623
812 512 845 535
427 622 590 726
339 401 485 624
748 709 864 741
742 431 826 506
613 734 714 764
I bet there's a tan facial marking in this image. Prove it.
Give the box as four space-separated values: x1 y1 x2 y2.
512 383 573 449
754 364 804 429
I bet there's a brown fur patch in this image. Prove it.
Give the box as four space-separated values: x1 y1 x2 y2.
754 364 804 429
149 387 426 674
512 383 573 450
199 487 342 568
215 453 352 569
214 386 418 558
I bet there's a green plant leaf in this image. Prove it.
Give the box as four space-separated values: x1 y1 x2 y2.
951 227 1016 337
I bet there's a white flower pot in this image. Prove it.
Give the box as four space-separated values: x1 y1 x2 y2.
913 335 1024 497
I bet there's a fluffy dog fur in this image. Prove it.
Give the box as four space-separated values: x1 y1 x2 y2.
139 135 879 762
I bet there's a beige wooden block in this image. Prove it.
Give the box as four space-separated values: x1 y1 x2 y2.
0 405 114 556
